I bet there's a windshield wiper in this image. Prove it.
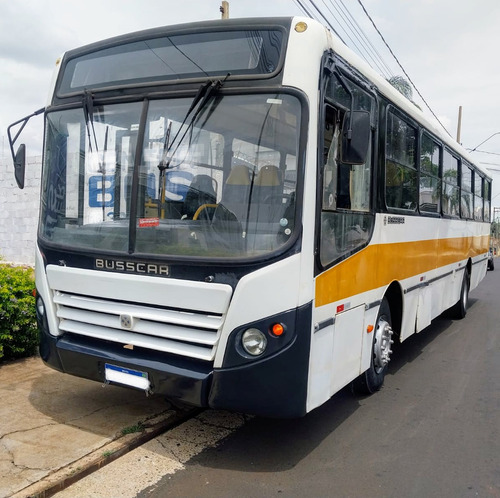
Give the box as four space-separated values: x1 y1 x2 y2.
157 74 230 214
83 90 100 156
83 90 108 221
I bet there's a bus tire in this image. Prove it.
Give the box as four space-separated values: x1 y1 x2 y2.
352 297 394 395
450 269 469 319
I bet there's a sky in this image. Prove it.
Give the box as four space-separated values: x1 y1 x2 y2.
1 0 500 212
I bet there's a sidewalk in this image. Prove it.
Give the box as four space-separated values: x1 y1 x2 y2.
0 356 194 498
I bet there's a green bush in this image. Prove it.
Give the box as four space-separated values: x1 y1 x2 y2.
0 263 38 361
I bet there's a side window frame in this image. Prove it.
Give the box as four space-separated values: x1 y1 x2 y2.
442 148 460 218
484 179 491 222
316 62 377 271
384 107 418 212
419 131 442 216
460 161 474 220
473 172 484 221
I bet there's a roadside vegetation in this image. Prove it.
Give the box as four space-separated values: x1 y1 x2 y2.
0 260 38 361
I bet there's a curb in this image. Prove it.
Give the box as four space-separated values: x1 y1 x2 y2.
12 407 202 498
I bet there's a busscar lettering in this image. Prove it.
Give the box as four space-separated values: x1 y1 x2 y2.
387 216 405 225
95 259 169 276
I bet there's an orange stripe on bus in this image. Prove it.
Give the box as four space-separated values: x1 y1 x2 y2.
315 235 489 308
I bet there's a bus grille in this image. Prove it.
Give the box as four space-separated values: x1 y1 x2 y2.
52 291 224 362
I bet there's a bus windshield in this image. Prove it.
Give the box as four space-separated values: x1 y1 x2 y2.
40 93 301 259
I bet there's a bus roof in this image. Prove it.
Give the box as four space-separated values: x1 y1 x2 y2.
53 15 490 180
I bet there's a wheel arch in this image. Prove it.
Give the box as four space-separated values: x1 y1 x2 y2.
384 280 403 342
466 258 472 280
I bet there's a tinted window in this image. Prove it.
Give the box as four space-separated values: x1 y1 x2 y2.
420 133 441 213
385 112 417 211
442 149 459 216
320 89 374 268
461 162 473 219
40 93 302 259
474 174 483 221
484 180 491 221
59 29 284 94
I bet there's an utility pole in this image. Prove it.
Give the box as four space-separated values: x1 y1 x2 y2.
456 105 462 144
220 1 229 19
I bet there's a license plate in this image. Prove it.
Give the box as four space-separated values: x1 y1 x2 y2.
105 363 150 391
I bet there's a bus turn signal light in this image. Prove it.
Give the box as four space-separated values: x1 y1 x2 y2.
271 323 285 337
367 325 374 333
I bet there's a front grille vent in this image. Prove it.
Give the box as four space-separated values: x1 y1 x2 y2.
53 291 224 361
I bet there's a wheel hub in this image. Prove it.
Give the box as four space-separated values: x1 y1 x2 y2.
373 318 394 372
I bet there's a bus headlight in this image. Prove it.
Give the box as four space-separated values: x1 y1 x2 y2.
241 328 267 356
36 296 45 317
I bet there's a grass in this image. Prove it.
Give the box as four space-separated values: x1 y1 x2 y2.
121 422 145 435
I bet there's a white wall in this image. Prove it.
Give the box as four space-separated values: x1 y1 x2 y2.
0 156 41 265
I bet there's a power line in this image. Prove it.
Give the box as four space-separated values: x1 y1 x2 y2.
326 0 391 78
467 149 500 156
333 0 394 78
308 0 348 43
355 0 452 138
294 0 452 139
292 0 315 19
319 0 368 64
293 0 346 42
468 132 500 152
295 0 394 79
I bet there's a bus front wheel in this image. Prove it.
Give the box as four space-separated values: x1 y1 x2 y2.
353 298 394 395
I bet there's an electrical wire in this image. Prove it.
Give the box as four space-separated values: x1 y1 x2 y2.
292 0 316 20
467 149 500 156
355 0 452 137
294 0 452 139
294 0 348 43
320 0 389 76
335 0 394 78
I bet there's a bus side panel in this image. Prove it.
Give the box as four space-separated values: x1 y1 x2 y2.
401 289 419 340
308 295 380 412
307 322 334 411
330 305 365 394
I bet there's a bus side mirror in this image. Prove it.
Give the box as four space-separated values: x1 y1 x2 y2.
14 144 26 189
341 111 370 165
7 107 44 190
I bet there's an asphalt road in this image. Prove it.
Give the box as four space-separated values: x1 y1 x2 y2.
138 267 500 498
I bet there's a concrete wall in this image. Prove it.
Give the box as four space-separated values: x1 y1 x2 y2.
0 156 41 265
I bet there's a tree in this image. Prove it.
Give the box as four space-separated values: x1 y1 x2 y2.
387 76 422 111
388 75 413 100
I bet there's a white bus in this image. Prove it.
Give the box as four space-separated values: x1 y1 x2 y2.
10 17 491 417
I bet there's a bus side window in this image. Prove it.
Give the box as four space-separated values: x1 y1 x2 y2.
319 102 373 268
385 111 418 211
322 105 339 211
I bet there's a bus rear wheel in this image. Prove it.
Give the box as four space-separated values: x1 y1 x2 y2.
353 298 394 395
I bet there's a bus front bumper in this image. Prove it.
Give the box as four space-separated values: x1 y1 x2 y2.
38 302 312 418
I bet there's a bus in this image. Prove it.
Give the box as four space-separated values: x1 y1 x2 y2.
9 17 491 417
